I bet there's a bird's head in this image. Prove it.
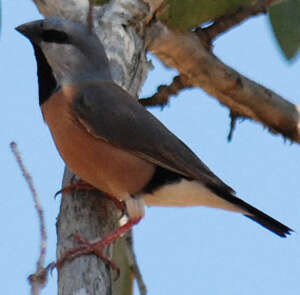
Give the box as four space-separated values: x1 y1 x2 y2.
16 17 112 104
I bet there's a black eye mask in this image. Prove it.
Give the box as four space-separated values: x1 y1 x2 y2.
41 29 70 44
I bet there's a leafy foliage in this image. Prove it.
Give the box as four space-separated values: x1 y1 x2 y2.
95 0 110 5
269 0 300 60
158 0 252 31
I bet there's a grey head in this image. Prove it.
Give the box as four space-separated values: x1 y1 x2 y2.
16 17 112 104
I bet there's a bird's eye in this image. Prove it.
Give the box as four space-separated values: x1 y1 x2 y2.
41 30 69 44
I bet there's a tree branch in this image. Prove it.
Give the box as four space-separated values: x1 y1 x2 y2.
139 75 192 107
196 0 267 47
195 0 287 46
142 0 268 109
146 21 300 142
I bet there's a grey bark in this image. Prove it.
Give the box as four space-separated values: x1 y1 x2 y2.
31 0 150 294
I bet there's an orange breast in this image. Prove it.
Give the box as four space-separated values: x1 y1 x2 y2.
41 85 155 199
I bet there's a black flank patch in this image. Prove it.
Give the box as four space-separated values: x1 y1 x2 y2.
142 166 190 194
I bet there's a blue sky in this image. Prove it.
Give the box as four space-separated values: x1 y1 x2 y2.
1 1 299 294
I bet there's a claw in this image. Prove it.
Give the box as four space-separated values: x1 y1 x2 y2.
54 189 63 199
54 182 125 216
54 180 96 198
48 262 57 276
55 218 142 279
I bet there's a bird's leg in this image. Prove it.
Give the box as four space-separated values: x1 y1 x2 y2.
55 178 96 197
56 196 144 278
55 179 125 212
56 217 142 280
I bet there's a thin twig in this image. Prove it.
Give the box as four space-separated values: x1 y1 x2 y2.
125 231 147 295
10 142 48 295
196 0 267 47
140 75 192 108
87 0 95 33
227 112 240 142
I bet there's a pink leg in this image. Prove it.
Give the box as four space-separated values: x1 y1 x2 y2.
56 217 142 279
55 180 125 211
55 179 95 197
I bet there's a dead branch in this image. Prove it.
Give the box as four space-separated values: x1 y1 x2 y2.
227 112 240 142
142 0 299 143
124 231 147 295
139 75 192 107
10 142 49 295
146 22 300 142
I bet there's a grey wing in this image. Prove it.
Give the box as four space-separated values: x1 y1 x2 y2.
72 81 234 194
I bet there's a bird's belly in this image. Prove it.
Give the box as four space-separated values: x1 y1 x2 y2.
42 97 155 199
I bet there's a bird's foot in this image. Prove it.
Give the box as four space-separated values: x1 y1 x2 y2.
55 217 142 279
55 181 125 212
55 179 96 197
57 234 121 280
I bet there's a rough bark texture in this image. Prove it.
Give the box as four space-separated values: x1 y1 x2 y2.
31 0 150 294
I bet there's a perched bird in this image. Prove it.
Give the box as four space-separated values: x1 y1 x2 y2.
16 17 292 252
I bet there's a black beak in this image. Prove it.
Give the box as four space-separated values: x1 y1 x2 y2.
15 20 43 41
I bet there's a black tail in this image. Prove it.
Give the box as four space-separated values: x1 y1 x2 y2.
243 205 292 237
207 184 293 237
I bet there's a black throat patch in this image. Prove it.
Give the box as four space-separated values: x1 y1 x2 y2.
32 43 58 105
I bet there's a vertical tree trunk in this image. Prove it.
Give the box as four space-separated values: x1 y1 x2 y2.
31 0 150 294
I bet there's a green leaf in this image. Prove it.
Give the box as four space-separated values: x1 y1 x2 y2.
94 0 109 5
269 0 300 60
158 0 253 31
